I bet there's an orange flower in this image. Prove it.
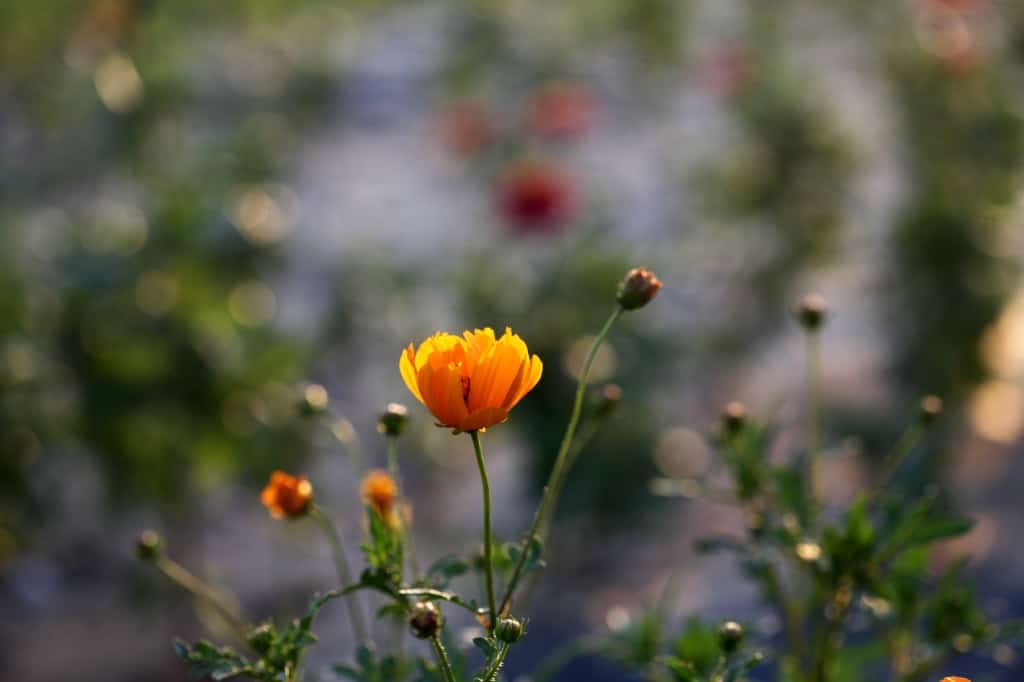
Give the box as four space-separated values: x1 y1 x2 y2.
940 678 971 682
261 471 313 519
400 327 543 433
360 470 398 518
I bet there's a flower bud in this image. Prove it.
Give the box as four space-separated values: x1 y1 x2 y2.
617 267 662 310
495 617 525 644
135 529 162 561
247 623 274 654
261 471 314 520
722 401 747 434
299 383 329 416
594 384 622 418
377 402 409 437
718 620 744 654
796 293 828 330
360 470 398 519
919 395 943 424
409 601 443 639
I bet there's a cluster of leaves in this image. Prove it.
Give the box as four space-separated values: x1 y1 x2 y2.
174 590 342 681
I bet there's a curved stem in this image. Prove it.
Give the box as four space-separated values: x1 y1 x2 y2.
500 306 623 615
430 633 458 682
310 505 369 645
156 556 250 645
470 430 497 630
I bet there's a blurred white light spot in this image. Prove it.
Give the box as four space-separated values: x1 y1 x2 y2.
968 380 1024 444
979 288 1024 379
654 427 711 478
605 606 630 632
332 418 357 445
795 540 822 562
83 199 148 254
564 335 616 382
304 383 329 410
229 184 298 244
994 643 1017 666
94 52 144 113
229 281 276 327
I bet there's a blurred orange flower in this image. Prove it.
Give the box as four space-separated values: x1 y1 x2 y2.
261 471 313 519
360 470 398 518
940 677 972 682
400 327 543 433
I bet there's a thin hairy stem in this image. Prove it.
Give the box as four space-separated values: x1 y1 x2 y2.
156 556 249 645
387 438 422 579
499 306 623 615
470 430 497 630
430 633 458 682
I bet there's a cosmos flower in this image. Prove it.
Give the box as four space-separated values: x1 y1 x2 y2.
400 327 542 433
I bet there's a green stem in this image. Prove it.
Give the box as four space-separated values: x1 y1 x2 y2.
480 643 510 682
499 306 623 615
310 506 369 645
875 424 923 491
387 438 422 579
805 328 822 524
470 430 498 629
156 556 250 645
430 633 458 682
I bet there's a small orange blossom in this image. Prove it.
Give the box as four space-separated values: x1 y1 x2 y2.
940 678 971 682
360 469 399 518
400 327 542 433
261 471 313 519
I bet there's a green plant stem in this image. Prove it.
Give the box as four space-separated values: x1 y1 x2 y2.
480 643 510 682
876 424 924 490
156 556 250 645
470 430 498 630
387 438 422 580
805 328 822 524
310 505 369 645
499 306 623 615
430 633 457 682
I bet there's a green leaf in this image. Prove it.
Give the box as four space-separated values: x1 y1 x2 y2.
426 555 470 588
472 636 497 658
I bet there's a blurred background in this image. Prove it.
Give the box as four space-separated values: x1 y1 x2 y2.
3 0 1024 679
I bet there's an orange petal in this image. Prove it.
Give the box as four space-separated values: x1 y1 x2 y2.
507 354 543 408
419 361 468 428
400 344 424 403
459 407 509 432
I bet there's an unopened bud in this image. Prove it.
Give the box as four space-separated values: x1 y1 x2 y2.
409 601 443 639
495 617 525 643
722 401 747 434
136 530 162 561
247 623 274 654
796 294 827 330
377 402 409 436
718 620 744 653
300 383 329 416
617 267 662 310
595 384 622 418
919 395 943 424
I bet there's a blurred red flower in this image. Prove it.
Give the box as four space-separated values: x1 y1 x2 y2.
527 82 596 140
701 45 753 99
437 98 493 157
496 160 576 233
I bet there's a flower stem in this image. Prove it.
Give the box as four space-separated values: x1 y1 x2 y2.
155 556 250 645
310 505 369 646
499 306 622 615
387 438 421 580
470 430 498 630
805 327 822 523
430 633 458 682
